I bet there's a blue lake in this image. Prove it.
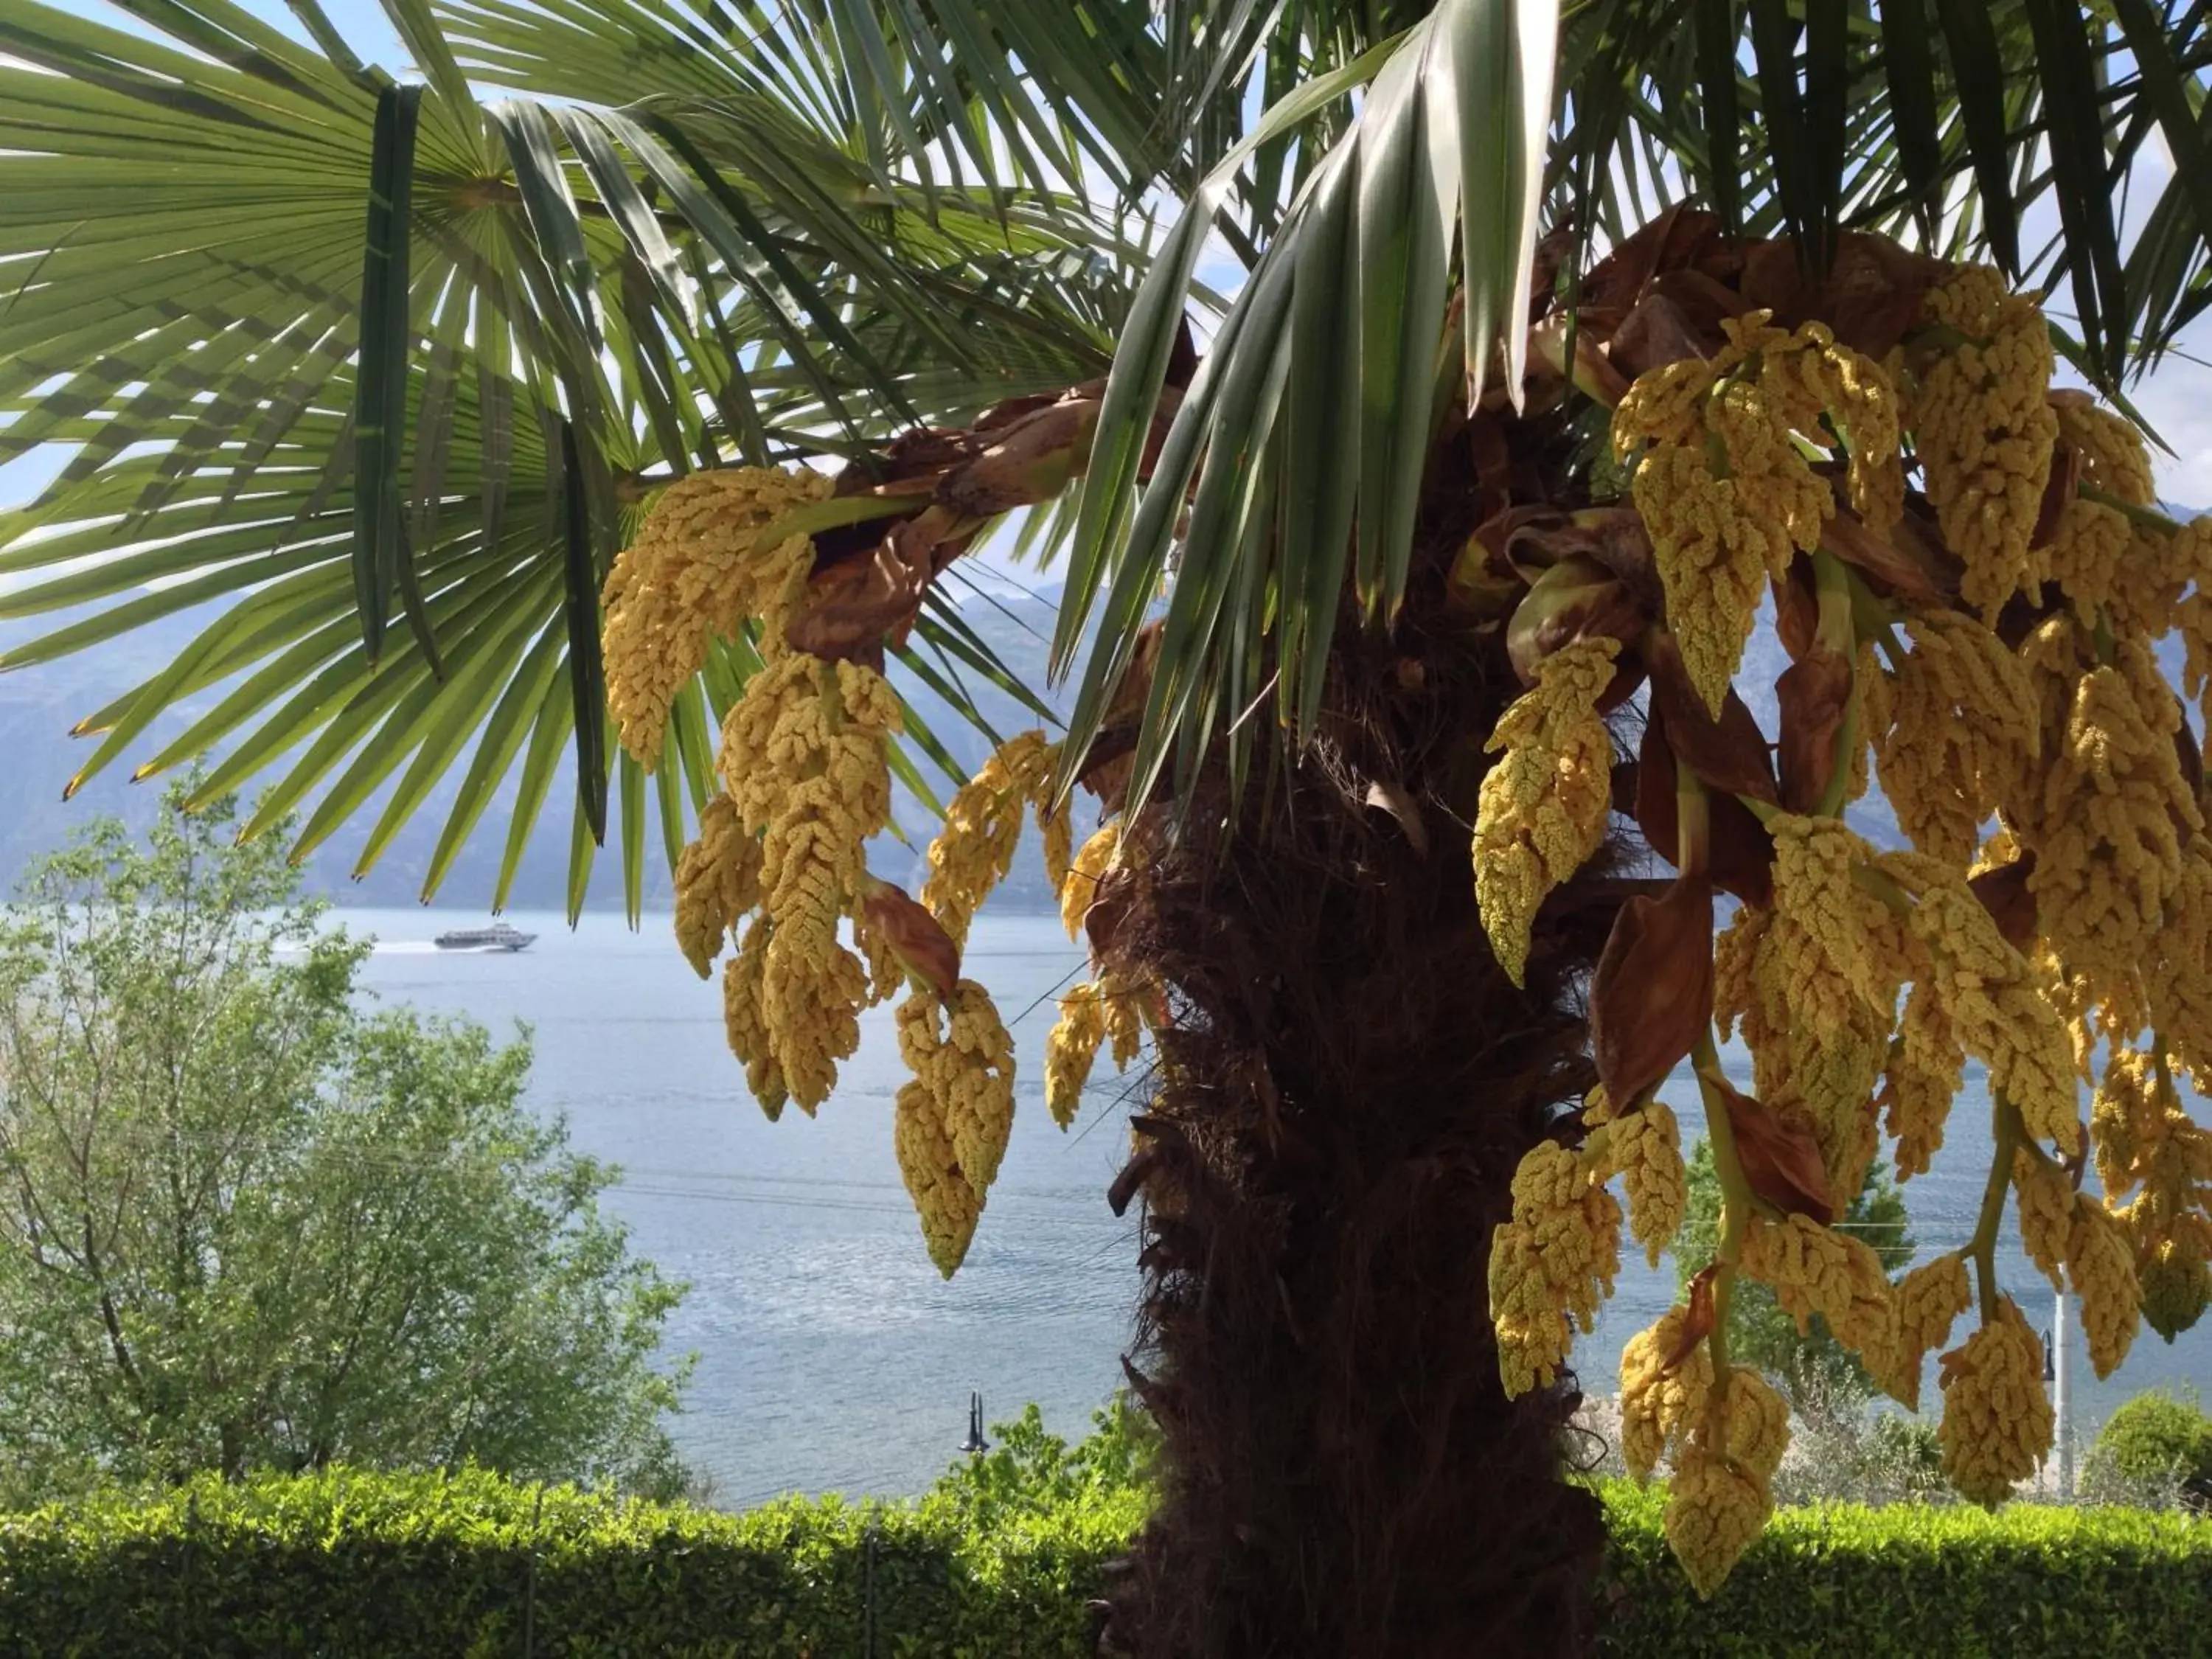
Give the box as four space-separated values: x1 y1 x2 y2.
341 908 2211 1506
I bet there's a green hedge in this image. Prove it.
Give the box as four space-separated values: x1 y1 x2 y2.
0 1469 2203 1657
0 1468 1142 1658
1597 1481 2212 1656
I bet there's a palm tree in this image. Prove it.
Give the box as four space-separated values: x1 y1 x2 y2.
8 1 2212 1651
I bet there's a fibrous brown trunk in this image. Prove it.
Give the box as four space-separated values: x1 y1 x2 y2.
1093 422 1624 1658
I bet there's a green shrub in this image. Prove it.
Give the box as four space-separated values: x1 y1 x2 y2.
927 1396 1159 1532
0 1467 1144 1658
1596 1481 2211 1656
2084 1388 2212 1507
0 1467 2203 1657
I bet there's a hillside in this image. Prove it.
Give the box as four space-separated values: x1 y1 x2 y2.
0 569 1076 914
10 507 2205 908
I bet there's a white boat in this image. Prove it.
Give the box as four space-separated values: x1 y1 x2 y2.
432 921 537 953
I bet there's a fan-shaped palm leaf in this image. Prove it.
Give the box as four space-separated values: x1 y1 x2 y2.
10 0 2212 888
1054 0 2212 817
0 0 1146 913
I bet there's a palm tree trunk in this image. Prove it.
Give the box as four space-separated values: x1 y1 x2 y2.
1092 456 1621 1655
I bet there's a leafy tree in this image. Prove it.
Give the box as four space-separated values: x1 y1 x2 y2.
10 0 2212 1649
0 790 693 1503
927 1394 1160 1533
2084 1389 2212 1509
1674 1138 1914 1411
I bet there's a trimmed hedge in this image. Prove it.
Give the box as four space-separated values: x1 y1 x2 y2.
0 1469 2203 1657
1596 1481 2212 1656
0 1469 1142 1658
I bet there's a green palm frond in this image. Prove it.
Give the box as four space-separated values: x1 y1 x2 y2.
1057 0 2212 816
10 0 2212 891
0 0 1142 914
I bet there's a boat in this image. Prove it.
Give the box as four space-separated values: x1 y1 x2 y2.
433 921 537 953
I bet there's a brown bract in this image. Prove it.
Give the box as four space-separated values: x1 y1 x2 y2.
1776 644 1854 813
1591 874 1716 1107
859 879 961 1001
784 523 937 659
936 395 1102 518
1633 712 1777 906
1505 554 1651 699
1773 566 1820 661
1644 635 1781 806
1818 508 1948 605
1968 852 2040 953
1719 1079 1836 1223
1663 1265 1719 1370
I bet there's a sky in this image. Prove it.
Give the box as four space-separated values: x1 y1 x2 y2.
7 0 2212 518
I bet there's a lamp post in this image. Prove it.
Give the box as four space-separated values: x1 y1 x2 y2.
2053 1290 2072 1498
959 1391 990 1455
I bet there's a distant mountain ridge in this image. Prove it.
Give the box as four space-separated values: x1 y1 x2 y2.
0 574 1076 914
8 505 2204 908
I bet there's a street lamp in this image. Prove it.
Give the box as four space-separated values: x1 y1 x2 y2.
959 1391 990 1455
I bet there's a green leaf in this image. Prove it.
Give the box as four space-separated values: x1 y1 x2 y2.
1747 0 1809 251
2023 0 2125 380
1877 0 1943 242
487 100 602 349
1694 0 1742 231
352 80 422 669
420 621 569 900
556 418 608 846
495 669 575 914
1277 153 1360 738
1935 0 2022 273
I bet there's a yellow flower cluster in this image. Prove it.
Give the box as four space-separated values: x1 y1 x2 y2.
722 918 785 1119
2067 1196 2140 1378
2013 1149 2073 1289
1885 1253 1972 1411
1593 262 2212 1587
1044 983 1110 1129
1787 321 1907 532
2018 646 2202 1009
893 982 1018 1276
1871 613 2038 864
673 795 762 978
2138 1232 2212 1342
922 731 1070 947
1721 1367 1792 1482
1489 1140 1621 1397
1663 1447 1770 1601
1663 1369 1790 1599
2145 840 2212 1085
1937 1297 2053 1506
1880 982 1961 1179
2171 519 2212 733
2115 512 2212 642
1062 822 1121 942
2041 397 2158 615
1890 858 2080 1157
1618 1304 1714 1481
714 654 906 1112
1724 818 1906 1197
1614 315 1902 713
2062 397 2156 505
1737 1214 1900 1392
1907 266 2057 622
601 466 830 768
1770 815 1899 1015
1473 637 1619 986
1603 1102 1688 1268
2093 1047 2212 1341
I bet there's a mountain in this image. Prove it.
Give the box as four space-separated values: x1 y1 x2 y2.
0 570 1078 914
13 502 2202 908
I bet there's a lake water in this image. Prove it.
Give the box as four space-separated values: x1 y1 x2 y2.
341 908 2211 1506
